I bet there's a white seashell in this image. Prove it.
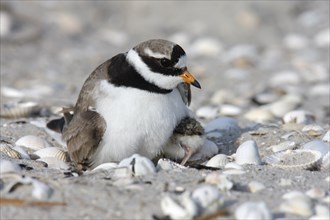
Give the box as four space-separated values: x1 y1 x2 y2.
280 191 313 217
252 92 280 105
196 106 219 119
267 94 302 117
36 157 70 170
12 146 30 159
314 28 330 47
191 185 224 214
235 201 272 220
264 149 322 170
235 140 262 165
224 162 243 170
118 154 156 176
204 172 233 191
0 101 41 118
244 107 274 123
269 71 301 87
0 143 21 159
190 140 218 162
248 181 266 193
283 110 315 125
189 38 223 58
156 158 186 171
34 147 68 161
205 154 229 168
323 130 330 142
283 33 309 50
268 141 297 153
222 169 246 175
15 135 52 151
92 162 118 171
219 104 242 116
0 10 12 37
305 187 326 199
302 140 329 157
302 124 324 136
320 152 330 170
0 86 25 98
325 176 330 182
31 178 53 200
204 117 240 133
161 192 198 220
112 167 133 179
310 83 330 97
0 160 21 174
322 195 330 204
310 204 330 220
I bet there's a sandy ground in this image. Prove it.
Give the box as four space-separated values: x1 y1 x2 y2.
1 1 329 220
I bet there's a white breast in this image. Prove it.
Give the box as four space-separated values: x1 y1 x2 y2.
93 80 189 166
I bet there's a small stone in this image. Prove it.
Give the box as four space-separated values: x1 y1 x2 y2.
196 106 219 119
219 104 242 116
283 33 309 50
314 29 330 47
235 201 272 220
248 181 266 193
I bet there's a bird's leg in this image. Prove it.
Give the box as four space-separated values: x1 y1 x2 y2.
180 143 193 166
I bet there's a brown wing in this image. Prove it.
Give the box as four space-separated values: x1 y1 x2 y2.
62 110 106 171
177 82 191 106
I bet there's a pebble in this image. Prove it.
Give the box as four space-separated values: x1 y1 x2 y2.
248 181 266 193
196 106 218 119
15 135 52 151
222 44 258 67
268 71 301 87
210 89 235 105
314 29 330 47
302 140 329 157
310 83 330 97
0 9 12 37
244 107 274 123
302 124 324 136
305 187 326 199
189 37 223 58
235 201 272 220
282 110 315 125
191 185 224 214
322 130 330 142
118 154 156 176
310 204 330 220
268 141 297 153
204 172 234 191
283 33 309 50
0 160 21 174
235 140 262 165
219 104 242 116
280 191 313 217
205 154 229 168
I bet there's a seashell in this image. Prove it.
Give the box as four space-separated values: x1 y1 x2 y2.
314 28 330 47
264 149 322 170
320 152 330 170
310 204 330 220
219 104 242 116
223 68 250 80
161 192 198 220
267 94 302 118
92 162 118 171
0 101 41 118
12 146 30 159
189 37 223 58
268 141 297 153
31 178 53 200
302 124 324 136
305 187 326 199
323 130 330 142
0 9 12 37
204 172 233 191
196 106 219 119
156 158 186 171
235 140 262 165
244 107 274 123
222 44 258 67
302 140 329 157
283 33 309 50
205 154 229 168
112 167 133 179
222 169 246 175
189 140 218 162
269 71 301 87
0 160 21 174
224 162 243 170
191 185 224 214
0 86 25 98
204 117 240 133
248 181 266 193
0 143 21 159
280 191 313 217
322 195 330 204
34 147 68 161
235 201 272 220
118 154 156 176
325 176 330 182
252 92 280 105
210 89 235 105
15 135 52 151
310 83 330 97
36 158 70 170
282 110 315 125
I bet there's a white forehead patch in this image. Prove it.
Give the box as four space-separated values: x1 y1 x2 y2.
144 48 170 59
174 55 187 69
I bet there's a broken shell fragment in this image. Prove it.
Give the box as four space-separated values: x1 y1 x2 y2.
280 191 313 217
205 154 229 168
15 135 52 151
282 110 315 125
0 101 41 118
235 201 272 220
268 141 297 153
264 149 322 170
0 143 21 159
191 185 224 214
204 172 234 191
235 140 262 165
302 124 324 136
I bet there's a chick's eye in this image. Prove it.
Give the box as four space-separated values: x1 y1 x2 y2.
160 58 172 67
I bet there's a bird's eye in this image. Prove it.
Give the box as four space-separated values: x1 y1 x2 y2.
160 58 173 67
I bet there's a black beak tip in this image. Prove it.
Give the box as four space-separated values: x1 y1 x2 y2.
191 80 201 89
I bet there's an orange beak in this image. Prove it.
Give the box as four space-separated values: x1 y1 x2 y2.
180 70 201 89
